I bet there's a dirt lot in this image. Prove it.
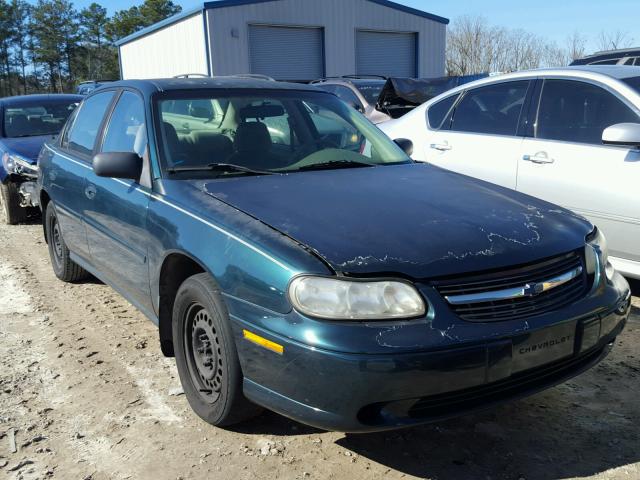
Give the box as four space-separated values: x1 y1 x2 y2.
0 219 638 480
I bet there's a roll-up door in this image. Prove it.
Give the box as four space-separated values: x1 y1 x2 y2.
356 30 417 78
249 25 324 81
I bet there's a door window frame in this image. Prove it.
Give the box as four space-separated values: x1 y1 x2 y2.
444 79 535 138
96 87 153 189
528 76 640 148
59 88 119 163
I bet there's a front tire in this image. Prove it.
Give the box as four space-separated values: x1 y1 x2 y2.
45 203 88 282
172 273 261 426
0 181 27 225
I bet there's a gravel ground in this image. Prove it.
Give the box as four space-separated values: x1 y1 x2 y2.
0 219 638 480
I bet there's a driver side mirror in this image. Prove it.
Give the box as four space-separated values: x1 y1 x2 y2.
602 123 640 149
93 152 142 180
394 138 414 156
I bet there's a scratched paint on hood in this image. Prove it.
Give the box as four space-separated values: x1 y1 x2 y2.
199 163 592 279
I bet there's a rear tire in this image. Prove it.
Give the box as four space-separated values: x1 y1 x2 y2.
45 203 88 282
172 273 262 426
0 181 27 225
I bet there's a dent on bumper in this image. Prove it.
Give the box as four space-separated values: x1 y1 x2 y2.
233 277 630 432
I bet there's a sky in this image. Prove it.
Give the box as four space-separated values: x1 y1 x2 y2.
67 0 638 52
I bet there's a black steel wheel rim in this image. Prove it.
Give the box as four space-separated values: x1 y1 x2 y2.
184 303 223 403
50 216 63 266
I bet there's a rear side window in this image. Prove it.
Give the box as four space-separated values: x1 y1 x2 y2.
427 94 459 129
65 91 114 156
450 81 529 136
102 91 146 157
535 80 640 145
590 58 620 65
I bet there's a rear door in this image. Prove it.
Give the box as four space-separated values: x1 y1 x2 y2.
517 78 640 268
49 90 116 261
425 80 532 189
83 89 152 312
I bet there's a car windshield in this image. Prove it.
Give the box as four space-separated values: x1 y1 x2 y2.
355 81 386 105
3 99 79 138
622 76 640 93
156 90 411 177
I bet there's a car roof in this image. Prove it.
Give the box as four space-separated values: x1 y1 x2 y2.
432 66 640 93
0 93 83 106
103 77 324 95
580 47 640 59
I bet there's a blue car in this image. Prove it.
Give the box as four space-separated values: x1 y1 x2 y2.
36 78 630 432
0 94 82 224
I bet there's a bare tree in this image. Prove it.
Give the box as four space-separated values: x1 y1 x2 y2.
597 30 634 51
446 15 550 75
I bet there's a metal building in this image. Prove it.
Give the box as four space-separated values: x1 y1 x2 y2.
115 0 448 81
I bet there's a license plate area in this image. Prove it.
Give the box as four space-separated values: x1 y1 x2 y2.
512 320 577 373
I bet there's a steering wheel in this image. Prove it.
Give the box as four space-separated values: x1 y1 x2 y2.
292 135 341 162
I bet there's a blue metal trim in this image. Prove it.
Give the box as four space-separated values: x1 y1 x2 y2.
114 6 206 46
115 0 449 47
365 0 449 24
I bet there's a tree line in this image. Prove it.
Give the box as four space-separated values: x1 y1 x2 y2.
0 0 181 97
446 15 635 76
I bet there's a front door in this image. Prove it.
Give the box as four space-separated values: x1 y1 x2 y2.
82 90 152 312
425 80 531 190
517 78 640 268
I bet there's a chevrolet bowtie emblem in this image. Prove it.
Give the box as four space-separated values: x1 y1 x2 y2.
522 282 546 297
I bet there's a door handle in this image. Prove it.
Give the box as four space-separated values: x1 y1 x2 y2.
430 143 452 152
85 184 97 200
523 152 554 164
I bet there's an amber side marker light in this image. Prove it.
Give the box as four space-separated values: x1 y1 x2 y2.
243 329 284 355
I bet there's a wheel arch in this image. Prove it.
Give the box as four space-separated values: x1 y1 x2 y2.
40 189 51 242
157 250 211 357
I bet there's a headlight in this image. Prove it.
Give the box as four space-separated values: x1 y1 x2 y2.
2 152 15 172
1 153 37 175
288 276 426 320
586 228 614 281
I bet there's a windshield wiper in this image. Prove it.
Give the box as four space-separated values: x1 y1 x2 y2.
296 160 375 172
166 163 275 176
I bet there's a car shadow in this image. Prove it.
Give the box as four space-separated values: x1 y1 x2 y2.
335 385 639 479
225 409 322 436
628 278 640 297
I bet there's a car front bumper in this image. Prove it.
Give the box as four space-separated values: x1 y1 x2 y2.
229 273 631 432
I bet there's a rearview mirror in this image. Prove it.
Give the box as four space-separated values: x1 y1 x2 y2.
602 123 640 148
93 152 142 180
394 138 414 156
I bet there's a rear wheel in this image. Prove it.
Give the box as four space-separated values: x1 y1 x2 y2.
172 273 261 426
45 203 88 282
0 181 27 225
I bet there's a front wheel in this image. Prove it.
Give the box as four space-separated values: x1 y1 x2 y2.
172 273 261 426
0 181 27 225
45 203 88 282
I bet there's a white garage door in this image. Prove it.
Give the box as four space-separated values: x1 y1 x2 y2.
249 25 324 81
356 30 417 78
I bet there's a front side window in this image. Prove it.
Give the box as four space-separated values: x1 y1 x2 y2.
157 90 410 177
427 94 459 130
535 80 640 145
3 99 80 138
65 91 115 156
102 91 147 157
450 81 529 136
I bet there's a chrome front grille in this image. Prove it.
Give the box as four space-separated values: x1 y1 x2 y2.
433 250 589 322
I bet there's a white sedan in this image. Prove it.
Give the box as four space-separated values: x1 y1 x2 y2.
379 66 640 279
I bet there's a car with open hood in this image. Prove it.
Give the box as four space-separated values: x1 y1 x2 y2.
36 77 630 432
0 94 81 224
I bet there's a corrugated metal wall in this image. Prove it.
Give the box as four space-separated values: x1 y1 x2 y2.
119 13 208 79
207 0 446 79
